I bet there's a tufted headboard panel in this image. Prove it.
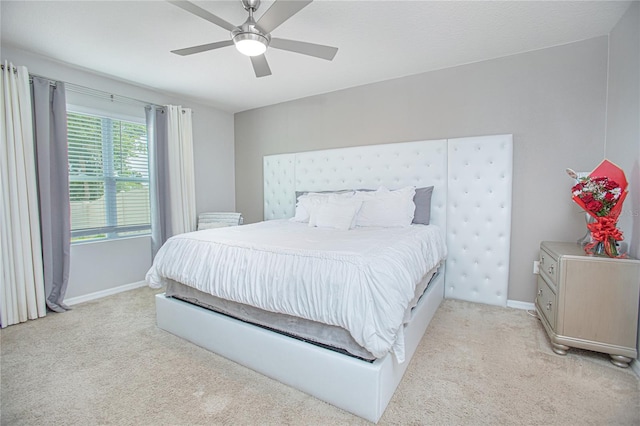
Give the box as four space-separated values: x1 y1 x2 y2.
264 140 448 227
263 135 512 307
445 135 513 306
264 154 297 220
293 140 448 230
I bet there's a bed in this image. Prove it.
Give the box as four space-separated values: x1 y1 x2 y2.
150 135 513 422
148 217 447 361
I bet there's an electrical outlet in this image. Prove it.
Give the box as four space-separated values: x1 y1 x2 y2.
533 260 540 274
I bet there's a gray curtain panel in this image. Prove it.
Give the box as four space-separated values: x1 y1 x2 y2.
31 77 71 313
147 106 171 257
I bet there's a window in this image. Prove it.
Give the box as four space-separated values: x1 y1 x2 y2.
67 111 151 242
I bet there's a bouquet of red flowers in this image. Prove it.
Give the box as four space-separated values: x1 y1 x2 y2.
571 159 627 257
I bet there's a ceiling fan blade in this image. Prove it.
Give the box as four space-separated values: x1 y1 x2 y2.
168 1 236 32
171 40 234 56
270 38 338 61
250 55 272 78
256 0 313 34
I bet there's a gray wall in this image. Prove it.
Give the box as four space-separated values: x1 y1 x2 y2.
1 46 236 300
605 1 639 260
235 36 610 304
604 2 640 362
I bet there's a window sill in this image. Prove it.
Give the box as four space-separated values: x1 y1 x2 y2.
71 234 151 247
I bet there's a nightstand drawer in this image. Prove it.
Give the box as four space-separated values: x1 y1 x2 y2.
539 248 558 285
536 275 556 328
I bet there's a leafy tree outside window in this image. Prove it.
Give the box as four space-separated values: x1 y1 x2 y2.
67 111 151 242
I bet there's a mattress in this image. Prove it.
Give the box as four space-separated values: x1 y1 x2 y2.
165 279 377 360
146 220 447 361
164 267 438 361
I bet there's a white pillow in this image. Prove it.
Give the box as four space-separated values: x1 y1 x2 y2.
302 196 326 226
290 193 325 223
310 199 363 230
355 186 416 227
291 200 311 222
291 192 354 224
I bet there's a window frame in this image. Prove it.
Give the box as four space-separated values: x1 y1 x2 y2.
66 105 152 243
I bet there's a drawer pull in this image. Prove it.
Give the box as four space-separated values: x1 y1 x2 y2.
548 265 554 275
546 301 552 311
537 289 543 297
540 256 545 266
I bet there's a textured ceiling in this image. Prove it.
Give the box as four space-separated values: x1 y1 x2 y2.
0 1 632 113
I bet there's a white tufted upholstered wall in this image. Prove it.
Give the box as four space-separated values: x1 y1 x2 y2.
445 135 513 306
263 135 513 307
264 154 297 220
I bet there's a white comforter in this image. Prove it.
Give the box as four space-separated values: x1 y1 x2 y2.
146 220 446 361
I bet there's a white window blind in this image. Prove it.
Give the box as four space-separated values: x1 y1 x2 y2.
67 111 151 242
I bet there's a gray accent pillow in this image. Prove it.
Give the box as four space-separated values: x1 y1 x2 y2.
412 186 434 225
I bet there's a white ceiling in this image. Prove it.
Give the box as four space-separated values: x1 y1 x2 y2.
1 1 632 113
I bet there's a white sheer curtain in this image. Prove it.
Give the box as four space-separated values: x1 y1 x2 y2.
166 105 196 235
0 62 47 327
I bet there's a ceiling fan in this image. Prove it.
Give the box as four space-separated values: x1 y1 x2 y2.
168 0 338 78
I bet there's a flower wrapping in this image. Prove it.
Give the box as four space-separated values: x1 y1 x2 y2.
571 159 627 257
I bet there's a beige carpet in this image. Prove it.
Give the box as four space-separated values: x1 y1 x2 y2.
1 287 638 425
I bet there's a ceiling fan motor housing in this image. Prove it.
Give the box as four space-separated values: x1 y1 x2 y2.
232 1 270 55
241 0 261 12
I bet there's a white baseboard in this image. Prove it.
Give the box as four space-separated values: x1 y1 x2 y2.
64 280 147 306
507 300 535 310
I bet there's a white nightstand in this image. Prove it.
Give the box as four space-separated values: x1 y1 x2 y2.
536 241 640 368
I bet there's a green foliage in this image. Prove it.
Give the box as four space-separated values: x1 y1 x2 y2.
71 234 106 243
68 112 148 201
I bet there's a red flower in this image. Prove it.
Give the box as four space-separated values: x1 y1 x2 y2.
571 164 628 221
604 180 618 190
571 160 629 257
586 200 603 213
581 193 594 203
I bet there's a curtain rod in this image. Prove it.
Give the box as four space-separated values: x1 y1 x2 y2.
3 64 158 108
3 64 193 113
63 81 165 110
30 73 164 110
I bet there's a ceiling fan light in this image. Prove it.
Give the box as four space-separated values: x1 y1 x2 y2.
233 33 268 56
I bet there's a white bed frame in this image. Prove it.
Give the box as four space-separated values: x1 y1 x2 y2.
156 135 513 423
